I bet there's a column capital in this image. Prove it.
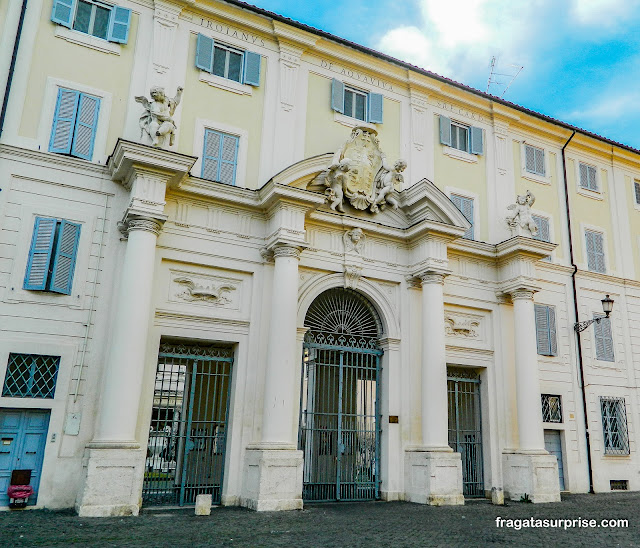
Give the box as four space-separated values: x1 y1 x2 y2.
510 288 536 301
418 270 449 286
272 244 302 260
118 216 164 238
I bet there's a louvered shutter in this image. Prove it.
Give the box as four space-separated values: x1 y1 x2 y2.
24 218 57 291
202 129 221 182
535 304 550 355
535 148 545 175
195 34 215 73
601 317 614 361
71 93 100 161
107 6 131 44
49 88 80 154
579 163 588 188
634 181 640 205
451 194 474 239
548 306 557 356
331 79 344 114
367 93 383 124
592 232 605 273
49 220 81 294
532 215 550 242
51 0 75 28
219 134 239 185
470 126 484 155
585 231 597 272
439 115 452 146
242 51 261 86
594 316 608 360
525 145 536 173
588 165 597 190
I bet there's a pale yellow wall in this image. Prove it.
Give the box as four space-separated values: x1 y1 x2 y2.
512 144 565 260
179 33 266 189
433 119 488 242
0 0 10 45
304 73 400 162
19 4 138 153
625 175 640 275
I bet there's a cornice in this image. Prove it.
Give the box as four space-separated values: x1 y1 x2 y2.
0 144 110 176
495 236 557 262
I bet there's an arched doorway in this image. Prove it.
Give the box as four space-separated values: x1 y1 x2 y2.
298 288 383 501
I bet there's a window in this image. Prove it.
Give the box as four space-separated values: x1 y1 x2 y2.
524 144 545 176
202 129 239 185
49 88 101 161
634 181 640 205
532 214 551 261
195 34 261 87
51 0 131 44
541 394 562 423
2 353 60 399
331 79 383 124
24 217 81 295
600 397 629 455
610 480 629 490
579 162 598 191
585 229 606 273
450 194 474 239
593 314 615 362
439 116 483 155
535 304 557 356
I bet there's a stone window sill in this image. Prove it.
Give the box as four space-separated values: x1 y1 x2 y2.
522 171 550 185
577 187 604 201
334 112 376 130
199 71 252 96
55 25 121 55
443 146 478 164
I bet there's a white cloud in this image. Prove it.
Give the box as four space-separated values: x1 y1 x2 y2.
569 0 637 26
565 93 640 122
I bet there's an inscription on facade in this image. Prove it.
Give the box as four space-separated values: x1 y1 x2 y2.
434 100 487 123
198 18 266 47
319 60 393 91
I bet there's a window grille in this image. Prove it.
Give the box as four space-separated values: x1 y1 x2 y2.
600 397 629 455
541 394 562 423
525 144 545 176
2 353 60 399
610 480 628 491
579 162 598 191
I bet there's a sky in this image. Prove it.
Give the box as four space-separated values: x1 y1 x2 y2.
249 0 640 150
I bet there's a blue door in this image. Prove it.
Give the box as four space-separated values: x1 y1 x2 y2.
544 429 565 491
0 409 50 506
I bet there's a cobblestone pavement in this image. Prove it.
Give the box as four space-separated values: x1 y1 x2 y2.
0 492 638 547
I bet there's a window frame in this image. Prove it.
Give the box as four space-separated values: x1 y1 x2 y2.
201 128 240 186
535 304 558 357
2 353 61 399
524 143 546 177
600 396 630 456
450 193 474 240
584 228 607 274
212 42 245 84
593 314 615 362
531 213 552 261
343 86 368 122
450 122 470 153
72 0 113 40
578 161 599 192
541 394 563 423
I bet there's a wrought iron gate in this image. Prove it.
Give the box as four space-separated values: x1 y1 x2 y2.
298 288 383 502
447 368 484 497
142 342 233 507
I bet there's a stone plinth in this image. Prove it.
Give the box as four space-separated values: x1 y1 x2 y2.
503 451 561 503
195 494 212 516
241 447 303 511
76 446 144 517
404 449 464 506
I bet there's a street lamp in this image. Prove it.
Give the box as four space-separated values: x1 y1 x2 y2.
574 294 614 332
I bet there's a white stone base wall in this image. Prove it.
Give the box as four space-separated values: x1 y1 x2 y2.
502 451 561 503
404 449 464 506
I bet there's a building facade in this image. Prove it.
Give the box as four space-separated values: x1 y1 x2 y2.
0 0 638 516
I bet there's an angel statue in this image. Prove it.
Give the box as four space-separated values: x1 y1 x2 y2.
371 156 406 213
135 86 183 148
310 159 354 213
506 190 539 236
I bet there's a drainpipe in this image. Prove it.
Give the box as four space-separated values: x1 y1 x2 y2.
0 0 28 138
561 130 595 493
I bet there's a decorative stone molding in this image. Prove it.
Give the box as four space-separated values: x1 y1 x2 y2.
152 1 182 76
118 217 164 238
260 247 275 263
343 265 362 289
419 272 446 285
343 228 366 254
405 275 422 290
444 315 480 338
173 276 236 305
510 289 535 301
272 245 302 260
278 42 303 111
410 91 429 151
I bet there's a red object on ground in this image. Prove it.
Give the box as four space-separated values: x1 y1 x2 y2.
7 484 33 499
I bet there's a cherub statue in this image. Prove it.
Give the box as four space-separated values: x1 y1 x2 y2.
371 157 406 212
314 159 354 213
135 86 183 148
506 190 538 236
343 227 365 254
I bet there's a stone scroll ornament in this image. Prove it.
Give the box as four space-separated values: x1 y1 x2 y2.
505 190 539 237
310 127 406 214
135 86 183 148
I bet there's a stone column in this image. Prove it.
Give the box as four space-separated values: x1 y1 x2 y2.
242 244 304 511
502 288 560 503
405 271 463 506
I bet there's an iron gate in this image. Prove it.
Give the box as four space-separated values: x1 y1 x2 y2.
447 368 484 497
298 288 383 502
142 342 233 507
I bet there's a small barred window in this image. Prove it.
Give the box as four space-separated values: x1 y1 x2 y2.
2 353 60 399
541 394 562 423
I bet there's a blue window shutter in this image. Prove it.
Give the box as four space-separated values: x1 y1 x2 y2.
107 6 131 44
439 115 452 146
470 126 484 155
243 51 261 86
49 88 80 154
24 218 57 290
51 0 75 28
549 306 557 355
535 304 550 355
49 220 81 294
202 129 221 182
219 134 239 185
331 79 344 114
196 33 214 73
451 194 474 239
601 317 614 361
594 316 607 360
71 93 100 161
367 93 383 124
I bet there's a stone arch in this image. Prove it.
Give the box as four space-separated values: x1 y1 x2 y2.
297 273 400 340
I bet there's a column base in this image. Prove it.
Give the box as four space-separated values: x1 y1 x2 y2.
76 445 145 517
240 445 303 511
502 451 561 503
404 448 464 506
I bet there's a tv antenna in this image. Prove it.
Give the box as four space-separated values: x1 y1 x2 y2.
486 56 523 98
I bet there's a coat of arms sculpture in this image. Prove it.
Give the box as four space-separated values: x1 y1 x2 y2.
311 127 406 214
